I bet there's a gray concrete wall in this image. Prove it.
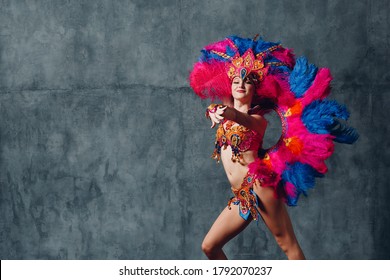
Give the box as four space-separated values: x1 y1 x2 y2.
0 0 388 259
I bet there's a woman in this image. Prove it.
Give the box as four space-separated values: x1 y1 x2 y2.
202 74 305 260
189 35 358 260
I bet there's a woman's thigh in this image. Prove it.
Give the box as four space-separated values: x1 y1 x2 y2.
253 182 297 240
203 204 252 248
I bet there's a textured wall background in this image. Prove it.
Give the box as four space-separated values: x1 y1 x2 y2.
0 0 389 259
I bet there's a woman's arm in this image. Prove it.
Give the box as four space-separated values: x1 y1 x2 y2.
223 107 267 135
206 104 267 135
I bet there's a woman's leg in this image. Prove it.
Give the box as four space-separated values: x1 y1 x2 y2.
202 204 252 259
253 182 306 260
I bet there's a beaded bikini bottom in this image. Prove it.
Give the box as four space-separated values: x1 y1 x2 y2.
227 172 261 221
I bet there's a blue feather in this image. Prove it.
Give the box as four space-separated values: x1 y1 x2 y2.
301 99 359 144
302 100 349 133
286 195 299 207
265 57 285 63
253 39 280 54
328 119 359 144
289 56 318 98
282 162 324 206
228 35 280 55
199 49 228 62
227 35 254 55
225 45 236 57
268 65 291 75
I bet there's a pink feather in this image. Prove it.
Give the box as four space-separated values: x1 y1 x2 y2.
189 60 231 100
300 68 332 106
272 48 296 68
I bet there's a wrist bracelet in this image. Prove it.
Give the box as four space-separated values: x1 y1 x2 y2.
205 103 223 119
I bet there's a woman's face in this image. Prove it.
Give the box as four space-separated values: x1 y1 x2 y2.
231 76 255 103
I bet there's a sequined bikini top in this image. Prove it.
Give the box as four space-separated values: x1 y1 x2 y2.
212 120 263 163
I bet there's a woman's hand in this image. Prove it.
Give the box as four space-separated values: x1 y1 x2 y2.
205 104 227 128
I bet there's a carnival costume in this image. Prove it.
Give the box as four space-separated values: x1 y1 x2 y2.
189 35 358 220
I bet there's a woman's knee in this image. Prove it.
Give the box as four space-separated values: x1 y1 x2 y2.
201 239 220 256
273 232 297 253
274 235 304 259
